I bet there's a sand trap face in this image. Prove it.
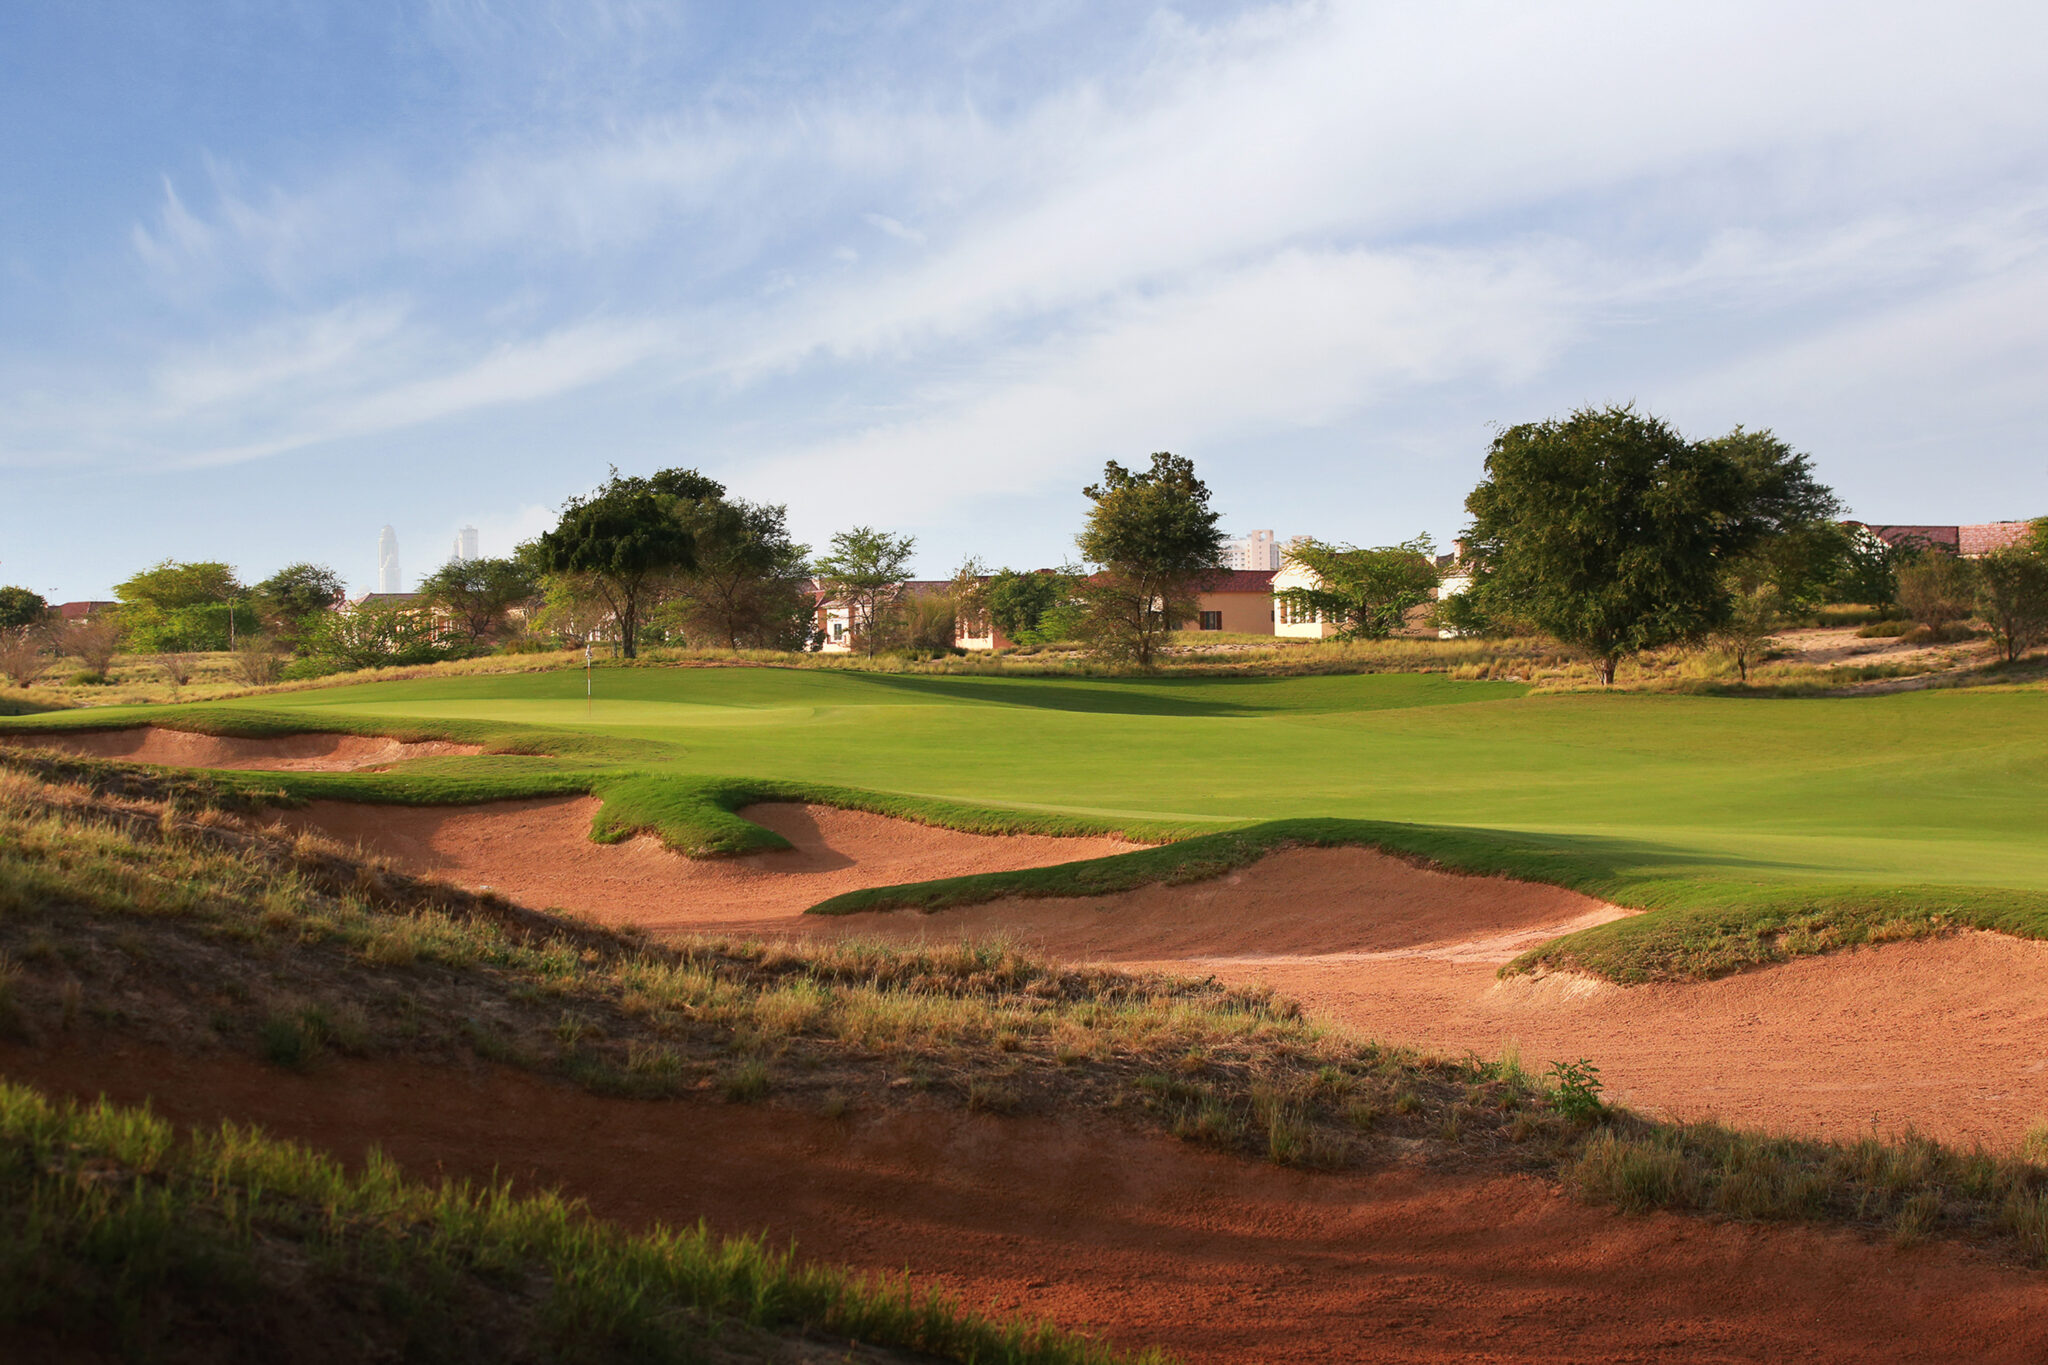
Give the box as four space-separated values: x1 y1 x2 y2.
3 726 482 772
271 797 1146 933
837 845 1630 963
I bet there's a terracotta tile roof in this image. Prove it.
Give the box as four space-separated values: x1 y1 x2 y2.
1193 569 1277 593
56 600 119 620
1959 522 2036 556
1854 523 1960 552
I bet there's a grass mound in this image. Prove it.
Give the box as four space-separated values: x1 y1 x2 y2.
0 1083 1145 1364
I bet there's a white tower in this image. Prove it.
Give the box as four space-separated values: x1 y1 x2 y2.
452 526 479 564
377 526 401 593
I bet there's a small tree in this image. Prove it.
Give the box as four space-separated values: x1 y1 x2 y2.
1073 452 1225 668
0 626 44 688
535 470 697 660
1895 555 1976 636
813 527 917 657
154 653 196 687
64 618 124 681
0 587 48 630
231 636 285 686
417 557 539 643
1975 547 2048 663
1275 537 1440 640
1708 567 1786 683
252 563 345 644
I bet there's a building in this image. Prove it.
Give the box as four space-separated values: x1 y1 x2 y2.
377 526 402 593
1183 569 1277 633
1221 530 1281 571
1850 521 2038 558
451 526 479 564
1271 550 1339 639
56 601 119 622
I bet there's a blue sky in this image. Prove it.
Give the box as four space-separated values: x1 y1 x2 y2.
4 1 2046 600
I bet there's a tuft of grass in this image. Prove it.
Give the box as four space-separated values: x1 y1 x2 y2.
722 1058 771 1102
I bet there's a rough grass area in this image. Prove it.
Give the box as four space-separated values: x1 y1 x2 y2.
5 764 2048 1276
0 1083 1150 1365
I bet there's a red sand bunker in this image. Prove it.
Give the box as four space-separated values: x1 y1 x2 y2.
273 796 1146 932
267 794 2048 1147
8 1041 2045 1365
5 726 480 772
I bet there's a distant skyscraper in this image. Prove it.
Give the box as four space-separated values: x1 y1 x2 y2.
452 525 479 564
1221 530 1280 570
377 525 401 593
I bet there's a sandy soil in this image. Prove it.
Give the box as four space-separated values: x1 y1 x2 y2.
268 794 2048 1146
2 725 482 771
1170 933 2048 1148
5 1041 2042 1364
272 797 1146 933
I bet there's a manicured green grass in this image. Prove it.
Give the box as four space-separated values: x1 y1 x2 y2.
3 663 2046 980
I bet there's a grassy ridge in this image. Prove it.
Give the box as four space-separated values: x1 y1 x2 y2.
0 1084 1153 1364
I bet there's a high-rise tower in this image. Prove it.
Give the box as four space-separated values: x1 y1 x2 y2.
377 526 401 593
451 526 479 564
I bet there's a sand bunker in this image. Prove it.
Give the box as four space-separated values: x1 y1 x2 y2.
5 726 481 772
271 797 1147 933
11 1041 2047 1364
1190 931 2048 1148
839 844 1632 962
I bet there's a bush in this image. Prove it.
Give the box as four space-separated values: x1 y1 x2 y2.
1975 548 2048 663
1855 619 1915 638
301 604 461 671
67 670 110 687
0 627 44 688
231 638 284 686
1896 554 1977 633
153 652 195 687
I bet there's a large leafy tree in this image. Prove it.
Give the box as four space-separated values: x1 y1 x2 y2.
0 587 49 630
813 527 917 656
984 567 1076 644
1073 452 1224 667
252 563 345 645
535 470 698 659
1462 408 1839 684
113 560 258 651
1275 538 1440 640
416 557 540 642
665 497 813 651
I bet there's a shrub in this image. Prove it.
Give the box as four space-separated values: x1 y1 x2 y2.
1975 548 2048 663
63 617 123 676
231 637 284 685
0 626 44 688
153 652 195 687
1896 554 1977 633
1546 1058 1606 1124
1855 618 1914 639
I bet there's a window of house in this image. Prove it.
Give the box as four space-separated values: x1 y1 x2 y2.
1199 611 1222 631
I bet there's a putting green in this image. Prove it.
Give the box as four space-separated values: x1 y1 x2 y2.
7 664 2048 979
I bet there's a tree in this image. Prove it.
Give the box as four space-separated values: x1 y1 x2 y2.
63 617 123 681
416 557 539 642
1708 563 1788 683
982 568 1074 644
664 497 813 651
1073 452 1225 668
1275 538 1440 640
0 627 44 688
1461 408 1839 685
252 563 345 644
301 603 453 672
1895 554 1976 635
113 560 256 652
813 527 917 656
1974 546 2048 663
0 587 48 630
534 470 697 660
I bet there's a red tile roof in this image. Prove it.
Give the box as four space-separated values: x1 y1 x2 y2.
1193 569 1277 593
1959 522 2036 556
1853 523 1960 552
